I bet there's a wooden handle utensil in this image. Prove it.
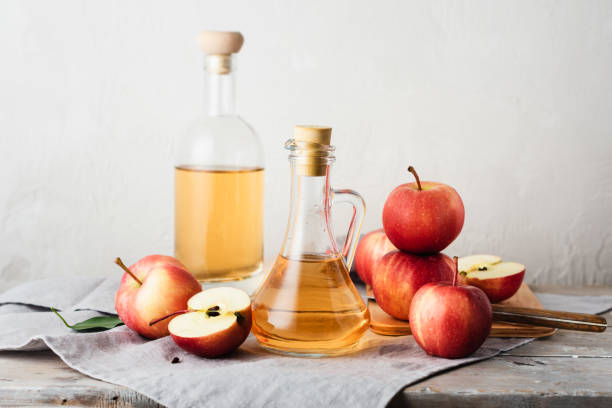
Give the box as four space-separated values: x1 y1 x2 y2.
492 304 607 332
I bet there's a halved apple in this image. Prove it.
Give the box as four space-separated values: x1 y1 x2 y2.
459 255 525 303
458 254 502 276
168 287 252 358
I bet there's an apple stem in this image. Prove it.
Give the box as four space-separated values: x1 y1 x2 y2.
453 256 458 286
407 166 422 191
115 257 143 286
149 310 188 326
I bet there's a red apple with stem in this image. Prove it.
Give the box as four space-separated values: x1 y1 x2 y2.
409 256 492 359
150 287 252 358
383 166 464 254
372 251 455 321
114 255 202 339
354 229 397 286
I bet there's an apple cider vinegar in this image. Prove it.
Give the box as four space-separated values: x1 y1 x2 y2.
174 166 264 282
252 126 369 357
174 31 264 286
252 255 369 355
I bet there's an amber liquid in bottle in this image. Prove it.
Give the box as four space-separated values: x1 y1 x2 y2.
174 165 264 282
252 254 370 356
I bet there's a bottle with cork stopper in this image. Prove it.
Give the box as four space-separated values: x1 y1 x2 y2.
252 126 370 357
174 31 264 286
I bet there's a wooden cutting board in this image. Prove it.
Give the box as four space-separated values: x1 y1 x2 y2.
368 283 556 338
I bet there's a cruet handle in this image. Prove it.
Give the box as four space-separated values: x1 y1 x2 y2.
331 189 366 270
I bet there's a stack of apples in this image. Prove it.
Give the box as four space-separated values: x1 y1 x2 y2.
355 167 524 358
355 166 465 321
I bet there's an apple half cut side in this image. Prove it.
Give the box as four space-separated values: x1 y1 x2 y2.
463 261 525 303
458 254 502 274
457 254 502 285
168 287 252 358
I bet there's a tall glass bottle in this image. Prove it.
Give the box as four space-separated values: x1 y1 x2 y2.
252 126 369 357
174 31 264 283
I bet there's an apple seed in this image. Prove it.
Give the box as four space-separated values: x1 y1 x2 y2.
206 306 221 317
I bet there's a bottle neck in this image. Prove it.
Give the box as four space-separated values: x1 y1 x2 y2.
204 55 236 116
281 162 339 259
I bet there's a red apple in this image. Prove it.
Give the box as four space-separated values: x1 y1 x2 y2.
168 287 252 358
459 255 525 303
382 166 464 254
114 255 202 339
354 229 397 286
372 251 455 321
410 257 492 358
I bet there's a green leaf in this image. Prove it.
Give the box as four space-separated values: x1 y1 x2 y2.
51 307 124 332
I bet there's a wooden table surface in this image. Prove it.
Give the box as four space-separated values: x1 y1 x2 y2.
1 286 610 408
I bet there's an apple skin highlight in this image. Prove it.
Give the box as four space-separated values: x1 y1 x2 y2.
382 180 464 254
115 255 202 339
409 282 492 359
372 251 455 321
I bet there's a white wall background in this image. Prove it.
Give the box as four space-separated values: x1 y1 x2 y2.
1 0 611 291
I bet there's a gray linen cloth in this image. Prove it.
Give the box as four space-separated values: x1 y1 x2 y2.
0 277 611 408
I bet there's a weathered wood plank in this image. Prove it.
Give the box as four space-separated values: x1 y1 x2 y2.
396 356 612 408
0 351 160 407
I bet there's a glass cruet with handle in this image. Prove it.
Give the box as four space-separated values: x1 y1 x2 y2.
252 125 370 357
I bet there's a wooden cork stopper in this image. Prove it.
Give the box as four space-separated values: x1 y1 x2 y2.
293 126 332 176
198 31 244 55
294 125 332 146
